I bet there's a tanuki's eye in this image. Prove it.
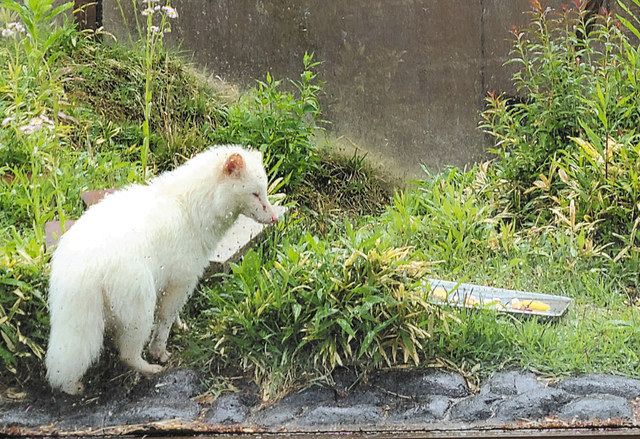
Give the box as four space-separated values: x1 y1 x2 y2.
252 192 259 198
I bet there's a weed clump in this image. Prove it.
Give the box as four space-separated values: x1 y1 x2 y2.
210 53 323 190
481 2 640 264
203 226 455 399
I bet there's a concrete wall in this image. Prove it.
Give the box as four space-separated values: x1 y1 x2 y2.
103 0 570 178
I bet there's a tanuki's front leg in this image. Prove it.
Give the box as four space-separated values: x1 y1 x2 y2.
149 279 196 363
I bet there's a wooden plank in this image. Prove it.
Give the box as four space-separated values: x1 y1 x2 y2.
74 0 101 31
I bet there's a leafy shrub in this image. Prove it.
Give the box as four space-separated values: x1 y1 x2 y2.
480 1 640 258
204 224 454 398
0 228 48 375
210 53 322 190
188 158 640 397
481 3 635 183
379 166 499 272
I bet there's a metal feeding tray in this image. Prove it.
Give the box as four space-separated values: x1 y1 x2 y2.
426 278 573 319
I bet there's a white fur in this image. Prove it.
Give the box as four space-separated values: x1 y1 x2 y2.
45 145 277 395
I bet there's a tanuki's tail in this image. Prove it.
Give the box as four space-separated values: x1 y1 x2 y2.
45 266 105 395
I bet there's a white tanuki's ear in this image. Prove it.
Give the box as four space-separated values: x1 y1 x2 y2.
223 153 245 177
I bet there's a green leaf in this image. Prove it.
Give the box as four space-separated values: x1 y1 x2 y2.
337 318 356 338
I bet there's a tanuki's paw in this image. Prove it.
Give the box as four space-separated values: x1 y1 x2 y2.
139 363 164 375
124 357 165 375
149 345 172 364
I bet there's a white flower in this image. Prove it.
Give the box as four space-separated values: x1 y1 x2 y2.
7 22 25 33
162 6 178 18
2 22 26 37
19 124 38 135
39 114 54 125
142 5 163 15
18 115 54 135
149 25 160 33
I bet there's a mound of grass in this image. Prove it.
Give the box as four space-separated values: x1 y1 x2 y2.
63 38 227 171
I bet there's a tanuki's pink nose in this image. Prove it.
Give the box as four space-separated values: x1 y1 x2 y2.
271 214 278 223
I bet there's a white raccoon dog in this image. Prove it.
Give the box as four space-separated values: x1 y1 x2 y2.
45 145 278 395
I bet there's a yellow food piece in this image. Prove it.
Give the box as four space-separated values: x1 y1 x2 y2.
430 286 449 301
509 298 522 309
523 300 551 312
509 299 551 312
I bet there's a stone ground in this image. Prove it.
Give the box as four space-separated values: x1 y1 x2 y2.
2 368 639 436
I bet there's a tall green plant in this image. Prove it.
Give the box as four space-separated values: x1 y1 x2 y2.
0 0 76 374
138 0 178 180
0 0 75 236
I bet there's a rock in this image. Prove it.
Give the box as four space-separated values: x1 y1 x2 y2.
253 385 335 427
559 395 633 421
104 397 201 426
44 220 76 250
481 371 541 396
495 387 572 421
557 375 640 400
338 386 387 406
373 369 469 399
282 385 336 407
57 402 120 429
205 394 253 425
0 389 121 430
449 394 503 422
93 369 203 426
253 404 300 427
331 367 360 394
150 369 202 398
0 405 54 428
80 189 116 208
389 396 451 423
294 404 382 426
206 206 287 277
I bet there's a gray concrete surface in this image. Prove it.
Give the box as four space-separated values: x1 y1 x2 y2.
2 369 639 435
103 0 573 178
